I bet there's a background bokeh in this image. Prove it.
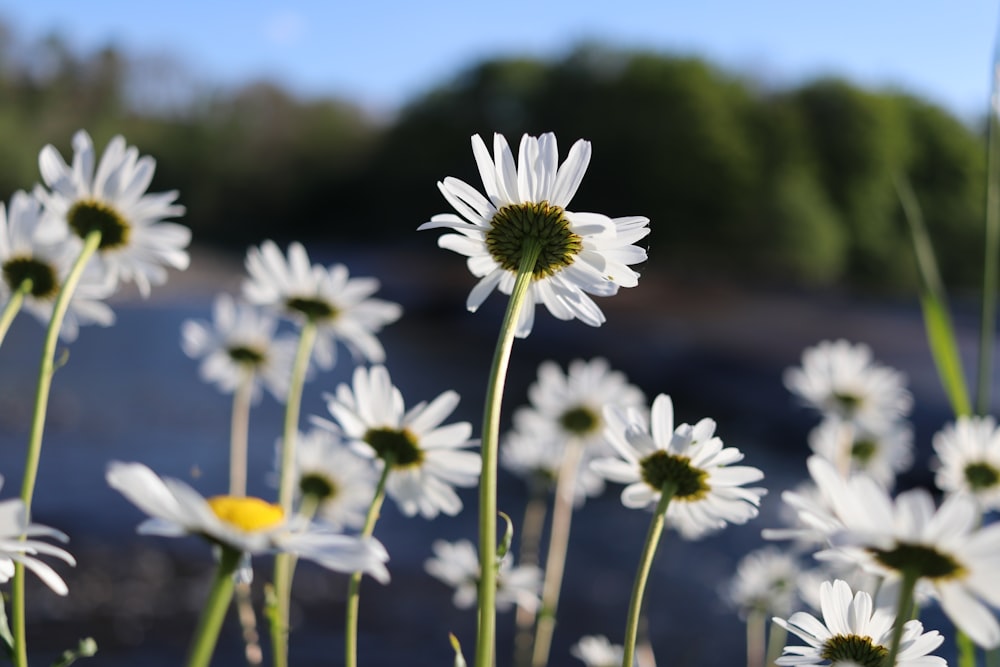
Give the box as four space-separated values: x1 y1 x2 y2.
0 2 995 665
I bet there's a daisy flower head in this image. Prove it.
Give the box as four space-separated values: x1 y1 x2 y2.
591 394 766 539
423 538 541 612
34 129 190 297
570 635 627 667
725 546 803 618
242 240 402 369
106 461 389 583
419 132 650 337
181 293 300 402
773 579 945 667
784 340 912 432
314 365 481 519
0 189 115 341
0 476 75 595
808 417 914 489
810 455 1000 648
932 415 1000 511
282 426 377 531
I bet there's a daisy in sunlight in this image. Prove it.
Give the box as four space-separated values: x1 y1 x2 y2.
0 189 114 341
419 132 650 337
591 394 765 539
34 129 191 297
0 477 75 596
242 240 402 369
314 364 480 519
106 461 389 583
784 339 912 432
932 415 1000 512
773 579 945 666
181 293 300 402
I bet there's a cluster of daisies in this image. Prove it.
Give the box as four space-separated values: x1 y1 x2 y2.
721 338 1000 667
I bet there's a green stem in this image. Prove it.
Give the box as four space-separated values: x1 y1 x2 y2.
12 230 101 667
229 369 255 497
0 279 30 349
882 569 918 667
186 547 242 667
270 320 317 667
978 55 1000 415
746 610 765 667
621 482 676 667
513 486 549 667
957 630 978 667
345 457 392 667
475 241 542 667
531 441 583 667
765 619 786 667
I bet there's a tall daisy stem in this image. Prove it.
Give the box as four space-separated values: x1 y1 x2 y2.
12 229 101 667
621 482 676 667
882 569 918 667
531 441 583 667
745 610 765 667
186 547 242 667
270 320 317 667
514 485 549 667
0 279 30 348
345 456 392 667
229 370 255 498
475 242 542 667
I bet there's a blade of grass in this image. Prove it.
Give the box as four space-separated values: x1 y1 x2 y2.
977 58 1000 416
894 172 972 417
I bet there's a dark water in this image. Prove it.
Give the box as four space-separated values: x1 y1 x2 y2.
0 254 972 666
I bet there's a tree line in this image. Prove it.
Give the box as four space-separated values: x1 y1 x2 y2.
0 27 989 291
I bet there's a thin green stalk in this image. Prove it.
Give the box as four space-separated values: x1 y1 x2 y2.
0 279 30 348
229 369 255 497
475 241 542 667
978 53 1000 415
765 619 786 667
531 441 583 667
12 229 101 667
882 569 918 667
230 370 261 664
345 457 392 667
957 629 978 667
186 547 242 667
513 485 549 667
270 320 317 667
621 482 677 667
745 610 766 667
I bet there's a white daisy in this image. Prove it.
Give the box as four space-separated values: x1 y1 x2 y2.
773 579 945 666
313 365 481 519
242 240 402 369
932 415 1000 511
0 189 114 341
34 129 191 297
591 394 766 539
423 538 541 612
181 293 299 402
762 456 851 548
808 455 1000 648
808 417 913 489
725 546 803 618
0 476 75 596
418 132 650 337
570 635 626 667
106 461 389 583
784 340 912 432
283 426 377 531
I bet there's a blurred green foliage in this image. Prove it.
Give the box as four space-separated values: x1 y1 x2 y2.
0 28 988 291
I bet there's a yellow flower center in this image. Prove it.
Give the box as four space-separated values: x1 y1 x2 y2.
207 495 284 532
67 198 131 249
485 201 582 278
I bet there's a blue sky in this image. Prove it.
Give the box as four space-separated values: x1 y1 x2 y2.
2 1 999 120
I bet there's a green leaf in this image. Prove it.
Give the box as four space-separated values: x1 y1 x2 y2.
895 173 972 417
496 511 514 565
